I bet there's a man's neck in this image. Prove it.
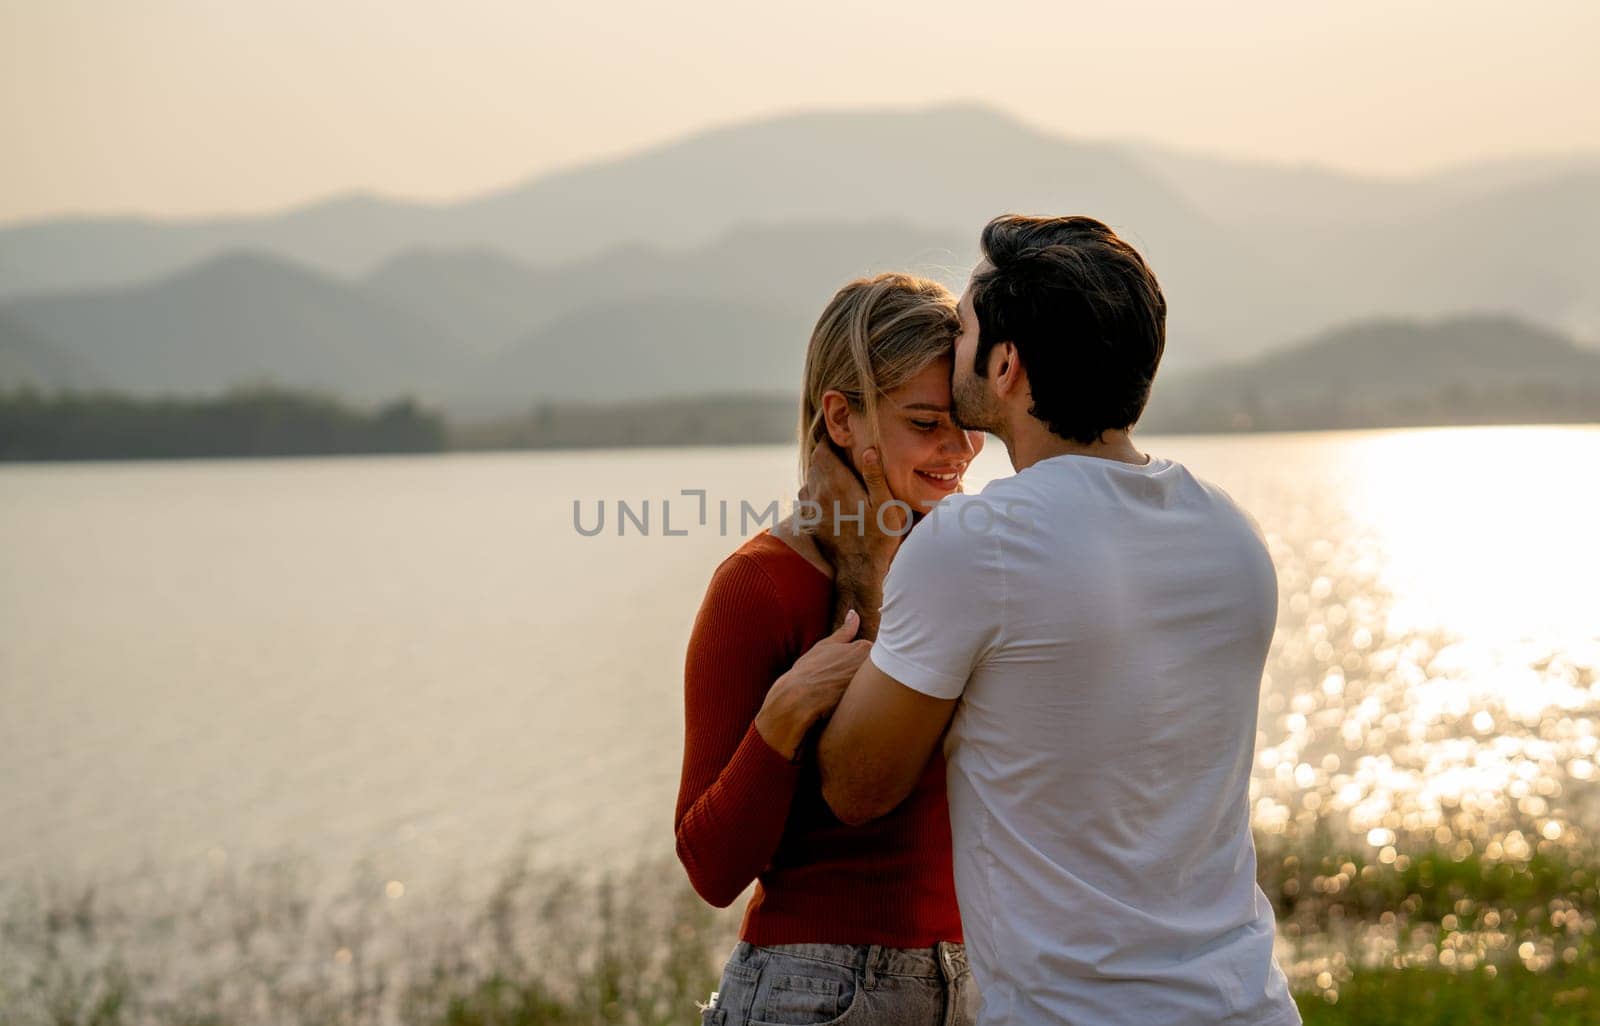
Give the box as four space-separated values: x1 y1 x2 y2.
1001 424 1147 472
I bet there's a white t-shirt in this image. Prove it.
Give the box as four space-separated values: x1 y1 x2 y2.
871 452 1300 1026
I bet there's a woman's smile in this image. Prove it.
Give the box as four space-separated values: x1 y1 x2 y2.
914 465 966 493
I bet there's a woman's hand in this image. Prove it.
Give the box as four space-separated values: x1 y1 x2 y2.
755 610 871 761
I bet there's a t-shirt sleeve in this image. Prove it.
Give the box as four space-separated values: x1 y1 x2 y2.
869 495 1004 700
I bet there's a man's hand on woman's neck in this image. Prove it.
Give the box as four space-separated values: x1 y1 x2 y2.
794 441 909 639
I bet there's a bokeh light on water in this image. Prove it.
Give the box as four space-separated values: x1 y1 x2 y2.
1225 427 1600 852
1161 426 1600 993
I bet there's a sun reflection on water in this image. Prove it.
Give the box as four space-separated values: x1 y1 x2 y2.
1216 426 1600 987
1341 426 1600 642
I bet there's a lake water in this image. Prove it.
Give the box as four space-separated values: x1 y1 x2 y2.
3 426 1598 899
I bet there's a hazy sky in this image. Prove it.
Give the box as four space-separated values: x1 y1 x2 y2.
3 0 1596 224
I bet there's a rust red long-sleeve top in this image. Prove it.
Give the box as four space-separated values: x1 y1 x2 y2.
674 529 962 947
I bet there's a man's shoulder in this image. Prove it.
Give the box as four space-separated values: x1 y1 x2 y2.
908 490 1018 553
1174 464 1270 545
936 473 1051 523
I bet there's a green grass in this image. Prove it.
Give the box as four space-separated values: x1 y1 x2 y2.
1297 963 1599 1026
1258 840 1597 928
3 840 1597 1025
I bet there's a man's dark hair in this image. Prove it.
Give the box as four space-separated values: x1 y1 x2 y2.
970 214 1166 444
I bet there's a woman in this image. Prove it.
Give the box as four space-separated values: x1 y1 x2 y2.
675 273 984 1026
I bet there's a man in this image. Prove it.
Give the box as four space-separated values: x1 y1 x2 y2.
808 215 1301 1025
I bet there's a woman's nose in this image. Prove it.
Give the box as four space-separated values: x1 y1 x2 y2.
941 425 978 458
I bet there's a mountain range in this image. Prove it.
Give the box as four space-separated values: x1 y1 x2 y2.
1 104 1594 413
1142 314 1600 432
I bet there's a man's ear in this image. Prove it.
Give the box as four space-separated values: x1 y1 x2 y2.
820 390 854 447
991 342 1024 399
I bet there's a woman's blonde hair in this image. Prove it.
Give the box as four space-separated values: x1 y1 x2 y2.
798 273 959 479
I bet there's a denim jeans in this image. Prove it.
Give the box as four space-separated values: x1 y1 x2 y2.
699 940 978 1026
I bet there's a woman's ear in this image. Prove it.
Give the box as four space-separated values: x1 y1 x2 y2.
820 390 854 447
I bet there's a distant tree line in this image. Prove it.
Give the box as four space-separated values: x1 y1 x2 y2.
1139 380 1600 434
453 393 799 450
463 382 1600 451
0 386 446 461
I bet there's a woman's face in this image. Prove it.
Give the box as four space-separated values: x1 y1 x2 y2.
833 355 985 516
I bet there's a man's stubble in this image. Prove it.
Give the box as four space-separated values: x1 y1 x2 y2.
951 356 1004 437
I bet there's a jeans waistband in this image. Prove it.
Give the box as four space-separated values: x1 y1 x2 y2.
739 940 968 982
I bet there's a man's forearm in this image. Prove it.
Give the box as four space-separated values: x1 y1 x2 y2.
831 555 887 637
